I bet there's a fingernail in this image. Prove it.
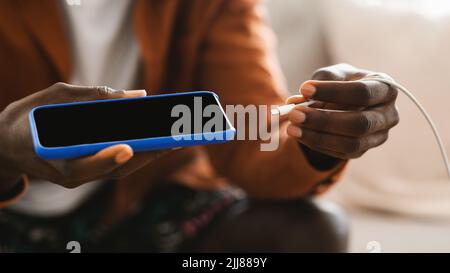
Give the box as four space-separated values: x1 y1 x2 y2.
301 83 316 98
115 150 132 164
289 110 306 124
287 125 303 138
124 89 147 96
285 95 305 105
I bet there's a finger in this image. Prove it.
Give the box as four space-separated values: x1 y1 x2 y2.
297 127 389 158
61 144 133 187
110 149 173 179
300 79 396 107
285 95 307 105
77 87 147 101
285 95 335 112
289 106 391 137
301 141 357 160
312 64 371 81
41 83 147 104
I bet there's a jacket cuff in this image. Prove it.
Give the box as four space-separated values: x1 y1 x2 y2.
309 161 348 195
0 175 28 209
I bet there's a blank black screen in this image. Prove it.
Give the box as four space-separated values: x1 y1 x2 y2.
33 92 230 148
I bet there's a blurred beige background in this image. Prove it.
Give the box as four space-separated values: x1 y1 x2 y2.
267 0 450 252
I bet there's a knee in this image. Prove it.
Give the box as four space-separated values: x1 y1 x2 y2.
260 199 349 252
196 198 349 252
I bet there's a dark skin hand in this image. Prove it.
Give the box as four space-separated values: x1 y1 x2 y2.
0 83 169 194
286 64 400 166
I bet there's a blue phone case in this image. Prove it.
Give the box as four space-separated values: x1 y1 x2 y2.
29 91 236 159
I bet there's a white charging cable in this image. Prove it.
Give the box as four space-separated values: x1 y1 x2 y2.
365 74 450 180
272 74 450 180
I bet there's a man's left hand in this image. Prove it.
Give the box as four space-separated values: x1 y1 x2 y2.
286 64 400 160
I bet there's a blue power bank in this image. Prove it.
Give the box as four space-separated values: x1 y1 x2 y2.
29 91 236 159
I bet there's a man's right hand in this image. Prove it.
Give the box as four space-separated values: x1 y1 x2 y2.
0 83 165 193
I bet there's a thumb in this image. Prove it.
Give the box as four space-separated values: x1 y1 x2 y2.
82 86 147 101
61 144 134 188
43 83 147 104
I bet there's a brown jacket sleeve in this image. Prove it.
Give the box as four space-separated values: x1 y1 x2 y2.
197 0 346 199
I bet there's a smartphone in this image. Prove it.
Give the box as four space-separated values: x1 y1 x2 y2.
29 91 235 159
